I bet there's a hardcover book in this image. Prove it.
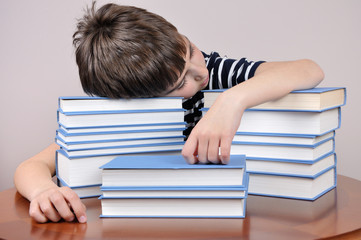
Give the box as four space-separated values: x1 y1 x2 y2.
55 150 182 187
100 154 247 188
100 154 248 218
203 87 346 111
58 109 185 129
246 153 336 176
202 107 341 136
248 165 337 200
56 128 185 143
230 138 335 161
59 96 183 113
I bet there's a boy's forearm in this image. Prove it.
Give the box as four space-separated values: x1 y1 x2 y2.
14 143 59 201
14 161 58 201
226 59 324 110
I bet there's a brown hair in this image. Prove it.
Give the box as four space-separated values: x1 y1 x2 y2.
73 3 187 98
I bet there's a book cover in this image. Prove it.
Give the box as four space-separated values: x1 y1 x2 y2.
247 165 337 200
99 197 247 218
59 142 185 159
99 173 249 218
57 109 185 128
202 107 341 136
59 96 183 113
246 152 336 176
56 135 185 151
232 131 335 147
56 128 185 143
56 150 183 187
100 154 247 188
203 87 346 111
101 173 250 198
58 123 186 135
230 138 335 162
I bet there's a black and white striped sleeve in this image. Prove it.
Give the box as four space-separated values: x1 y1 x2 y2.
203 51 265 90
182 51 264 139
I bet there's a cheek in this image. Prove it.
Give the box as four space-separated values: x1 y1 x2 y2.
183 82 200 98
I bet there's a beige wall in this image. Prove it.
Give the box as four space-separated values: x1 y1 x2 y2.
0 0 360 191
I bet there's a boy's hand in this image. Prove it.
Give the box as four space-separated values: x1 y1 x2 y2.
29 186 87 223
182 89 245 164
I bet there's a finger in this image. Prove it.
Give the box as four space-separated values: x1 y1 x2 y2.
39 198 62 222
197 134 209 164
220 135 233 164
182 135 199 164
61 187 87 223
50 191 75 222
29 201 48 223
207 138 221 164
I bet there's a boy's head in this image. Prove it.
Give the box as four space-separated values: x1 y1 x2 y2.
73 3 187 98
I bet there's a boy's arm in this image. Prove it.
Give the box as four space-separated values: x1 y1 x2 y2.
14 143 87 223
182 59 324 164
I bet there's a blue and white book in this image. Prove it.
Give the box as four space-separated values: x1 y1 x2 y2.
59 142 185 159
230 137 334 162
101 185 248 198
56 127 185 143
56 150 182 187
100 154 247 188
58 123 186 135
203 87 346 111
246 152 336 176
99 193 248 218
202 107 341 136
57 108 185 129
58 96 183 113
232 131 334 147
247 164 337 200
101 174 249 199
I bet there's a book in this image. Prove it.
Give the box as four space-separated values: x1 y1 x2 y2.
56 150 182 188
100 155 248 218
59 142 185 159
203 87 346 111
248 165 336 200
99 197 247 218
56 128 185 143
100 154 247 188
202 107 341 136
58 109 185 129
59 96 183 112
230 137 334 162
246 153 336 175
58 123 186 134
101 186 247 198
232 131 334 146
56 135 185 151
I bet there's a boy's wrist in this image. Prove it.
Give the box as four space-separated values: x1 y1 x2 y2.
28 182 58 201
219 86 248 112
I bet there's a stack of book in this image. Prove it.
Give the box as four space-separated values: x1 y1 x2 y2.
55 96 186 198
202 87 346 200
99 154 249 218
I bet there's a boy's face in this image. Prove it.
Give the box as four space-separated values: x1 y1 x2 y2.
164 36 209 99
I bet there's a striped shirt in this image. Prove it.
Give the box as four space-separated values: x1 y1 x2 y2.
182 51 265 138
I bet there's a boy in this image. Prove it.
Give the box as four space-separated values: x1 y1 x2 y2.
14 3 324 223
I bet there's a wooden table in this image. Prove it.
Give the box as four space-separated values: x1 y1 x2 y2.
1 175 361 240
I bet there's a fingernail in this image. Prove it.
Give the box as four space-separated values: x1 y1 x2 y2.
79 215 87 223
